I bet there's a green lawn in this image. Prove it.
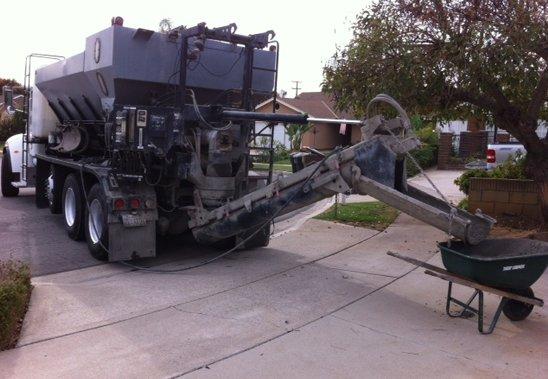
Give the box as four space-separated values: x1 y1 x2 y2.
315 201 399 231
253 161 292 172
274 158 291 165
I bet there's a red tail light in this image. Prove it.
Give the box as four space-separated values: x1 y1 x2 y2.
486 149 496 163
114 198 126 210
130 198 141 209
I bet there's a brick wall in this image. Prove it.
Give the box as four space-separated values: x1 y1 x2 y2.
468 178 540 221
438 133 464 170
438 131 488 170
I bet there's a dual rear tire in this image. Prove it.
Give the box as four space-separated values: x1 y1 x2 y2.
60 175 109 261
62 174 85 241
84 184 109 261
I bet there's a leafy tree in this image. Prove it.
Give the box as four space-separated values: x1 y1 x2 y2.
323 0 548 225
0 112 25 143
1 78 25 143
285 123 312 151
0 78 23 95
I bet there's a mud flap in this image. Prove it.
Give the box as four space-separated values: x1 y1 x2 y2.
108 221 156 261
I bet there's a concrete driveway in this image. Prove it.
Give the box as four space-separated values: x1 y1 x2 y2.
0 169 546 378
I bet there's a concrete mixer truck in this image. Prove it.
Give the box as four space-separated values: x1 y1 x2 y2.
1 18 495 262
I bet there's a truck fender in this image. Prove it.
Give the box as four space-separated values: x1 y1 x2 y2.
4 133 24 176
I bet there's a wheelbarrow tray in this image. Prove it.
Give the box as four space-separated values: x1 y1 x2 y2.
439 238 548 290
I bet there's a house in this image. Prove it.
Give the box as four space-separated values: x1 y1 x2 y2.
254 92 358 150
436 118 547 144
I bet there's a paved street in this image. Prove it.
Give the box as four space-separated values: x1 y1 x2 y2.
0 188 100 277
0 169 546 378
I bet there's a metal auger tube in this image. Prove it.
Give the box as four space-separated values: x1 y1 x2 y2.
349 172 494 245
190 131 494 245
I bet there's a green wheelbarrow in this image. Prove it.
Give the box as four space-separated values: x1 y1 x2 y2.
388 238 547 334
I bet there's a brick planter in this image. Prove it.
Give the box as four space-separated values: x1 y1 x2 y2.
468 178 541 221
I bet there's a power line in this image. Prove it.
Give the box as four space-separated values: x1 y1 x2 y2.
291 80 301 97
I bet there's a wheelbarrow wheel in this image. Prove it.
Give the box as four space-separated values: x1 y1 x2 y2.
502 287 534 322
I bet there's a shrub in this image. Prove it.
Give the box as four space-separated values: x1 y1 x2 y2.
454 168 491 195
414 125 439 146
454 154 530 195
273 142 289 161
0 261 32 350
406 143 438 177
457 197 469 211
285 123 312 151
490 153 528 180
405 122 439 177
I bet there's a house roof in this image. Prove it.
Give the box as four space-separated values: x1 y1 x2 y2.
256 92 356 121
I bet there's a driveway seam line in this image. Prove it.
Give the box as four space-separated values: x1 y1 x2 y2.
322 266 399 278
174 261 425 377
16 229 383 349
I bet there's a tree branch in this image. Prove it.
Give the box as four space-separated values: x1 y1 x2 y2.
482 80 513 110
447 88 498 113
526 67 548 121
533 41 548 61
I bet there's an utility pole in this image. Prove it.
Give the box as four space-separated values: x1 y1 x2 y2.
291 80 301 97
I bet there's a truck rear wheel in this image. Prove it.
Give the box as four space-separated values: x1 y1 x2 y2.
1 148 19 197
62 174 85 241
84 184 109 261
36 159 62 213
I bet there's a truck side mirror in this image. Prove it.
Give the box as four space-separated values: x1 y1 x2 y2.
3 86 14 108
2 86 16 115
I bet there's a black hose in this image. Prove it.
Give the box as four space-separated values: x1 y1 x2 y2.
118 149 339 273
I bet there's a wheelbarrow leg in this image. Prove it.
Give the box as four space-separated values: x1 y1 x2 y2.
446 282 479 318
445 281 508 335
478 292 507 335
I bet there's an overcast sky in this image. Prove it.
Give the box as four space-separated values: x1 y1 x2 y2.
2 0 368 97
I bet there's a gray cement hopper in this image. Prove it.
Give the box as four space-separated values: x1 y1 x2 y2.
34 24 276 122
